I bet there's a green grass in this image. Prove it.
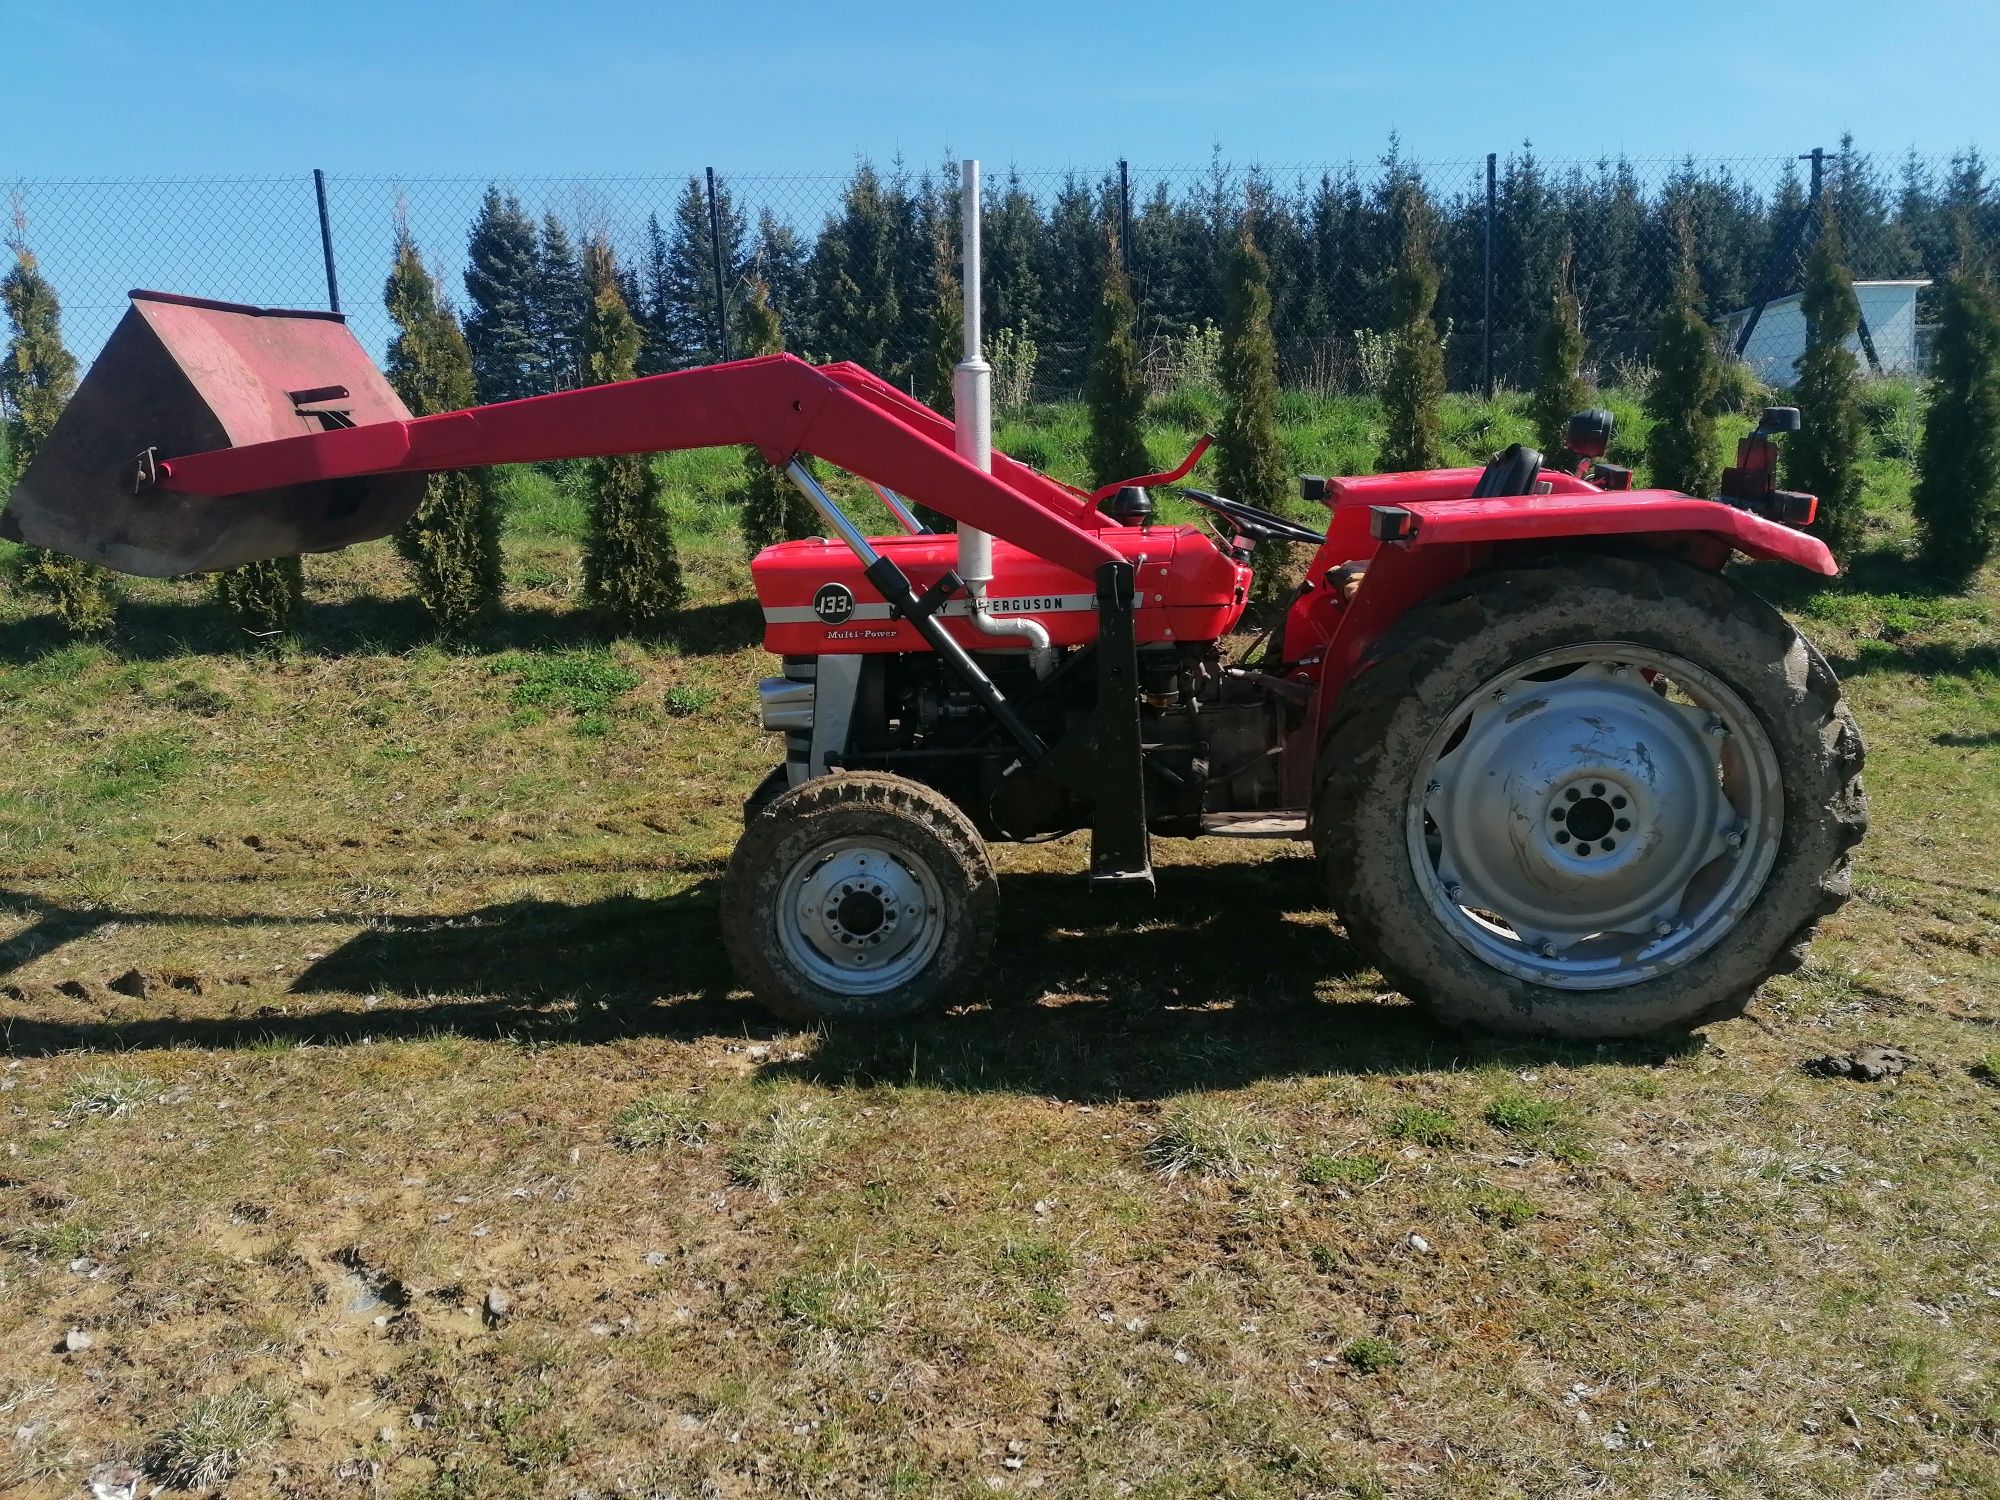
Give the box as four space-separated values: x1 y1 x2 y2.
1339 1336 1402 1373
0 385 1996 1496
1386 1103 1460 1148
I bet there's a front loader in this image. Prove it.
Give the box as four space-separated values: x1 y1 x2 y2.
3 174 1865 1040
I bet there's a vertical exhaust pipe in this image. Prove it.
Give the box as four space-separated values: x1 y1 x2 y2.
955 160 1051 658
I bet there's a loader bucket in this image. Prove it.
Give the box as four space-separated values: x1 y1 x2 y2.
1 291 425 577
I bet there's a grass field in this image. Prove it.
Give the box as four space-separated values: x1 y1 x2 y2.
2 390 1997 1498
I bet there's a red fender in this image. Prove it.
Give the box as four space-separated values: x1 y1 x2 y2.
1292 491 1837 734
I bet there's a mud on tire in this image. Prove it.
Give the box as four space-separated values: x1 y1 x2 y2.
1315 553 1866 1039
723 771 999 1024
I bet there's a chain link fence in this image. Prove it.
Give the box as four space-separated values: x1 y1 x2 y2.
8 147 1994 406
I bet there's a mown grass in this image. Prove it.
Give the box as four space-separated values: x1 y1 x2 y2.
0 387 1996 1496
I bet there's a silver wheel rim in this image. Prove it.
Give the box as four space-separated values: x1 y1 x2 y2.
775 837 945 996
1407 643 1782 990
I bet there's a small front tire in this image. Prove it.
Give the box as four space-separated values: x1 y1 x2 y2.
722 772 999 1023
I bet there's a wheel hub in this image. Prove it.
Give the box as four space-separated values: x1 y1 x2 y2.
835 889 887 936
1410 645 1782 989
776 838 944 996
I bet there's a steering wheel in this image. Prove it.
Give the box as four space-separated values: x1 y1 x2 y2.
1178 488 1327 546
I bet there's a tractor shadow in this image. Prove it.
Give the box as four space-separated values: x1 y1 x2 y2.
760 858 1700 1100
0 883 742 1055
3 858 1698 1096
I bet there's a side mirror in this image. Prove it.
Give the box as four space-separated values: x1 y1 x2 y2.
1759 406 1802 434
1564 408 1615 460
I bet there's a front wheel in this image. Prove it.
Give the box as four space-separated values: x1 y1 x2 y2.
722 772 999 1023
1316 554 1866 1038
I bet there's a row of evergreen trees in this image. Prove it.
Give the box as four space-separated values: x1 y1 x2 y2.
445 139 2000 405
6 174 2000 644
1319 170 2000 581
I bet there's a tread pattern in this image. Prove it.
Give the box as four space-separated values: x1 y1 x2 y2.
1315 552 1867 1039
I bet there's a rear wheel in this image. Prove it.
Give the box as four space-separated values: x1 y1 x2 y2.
1316 554 1865 1038
722 772 999 1023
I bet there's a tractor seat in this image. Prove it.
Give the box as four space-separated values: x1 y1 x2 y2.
1471 443 1544 499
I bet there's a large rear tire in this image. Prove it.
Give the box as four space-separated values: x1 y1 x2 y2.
1316 554 1866 1039
722 772 999 1024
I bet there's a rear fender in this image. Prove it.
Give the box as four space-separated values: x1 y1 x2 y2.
1307 494 1837 733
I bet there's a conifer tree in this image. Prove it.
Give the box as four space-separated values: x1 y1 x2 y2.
1086 230 1150 491
905 218 962 534
1790 205 1869 560
1040 174 1110 392
636 213 675 375
383 225 502 631
2 234 117 634
1378 195 1445 472
736 281 817 556
1218 227 1290 607
661 176 748 368
983 170 1045 350
1529 251 1589 461
812 162 902 376
463 187 542 402
751 208 810 334
1645 225 1723 495
1913 240 2000 587
534 214 586 391
212 557 304 643
578 236 684 632
919 216 961 417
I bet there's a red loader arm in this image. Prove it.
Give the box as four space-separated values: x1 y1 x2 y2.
2 292 1125 581
150 354 1126 581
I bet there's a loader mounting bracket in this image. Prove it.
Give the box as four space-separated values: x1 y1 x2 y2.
1087 560 1155 893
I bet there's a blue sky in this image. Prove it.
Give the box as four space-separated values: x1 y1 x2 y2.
4 0 1994 176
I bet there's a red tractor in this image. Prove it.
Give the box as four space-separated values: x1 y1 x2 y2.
5 287 1864 1040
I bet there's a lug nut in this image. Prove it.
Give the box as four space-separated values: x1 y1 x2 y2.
1724 828 1744 848
1426 780 1442 797
1443 882 1462 902
1654 920 1674 937
1539 941 1558 958
1707 720 1729 738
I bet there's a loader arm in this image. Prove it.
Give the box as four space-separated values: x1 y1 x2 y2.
147 353 1126 582
2 293 1126 580
815 362 1109 526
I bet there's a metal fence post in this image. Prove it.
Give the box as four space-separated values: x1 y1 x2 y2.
704 166 731 362
312 169 340 314
1117 159 1131 274
1732 144 1872 368
1482 152 1496 398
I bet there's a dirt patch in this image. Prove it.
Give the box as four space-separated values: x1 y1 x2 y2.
1804 1043 1922 1081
